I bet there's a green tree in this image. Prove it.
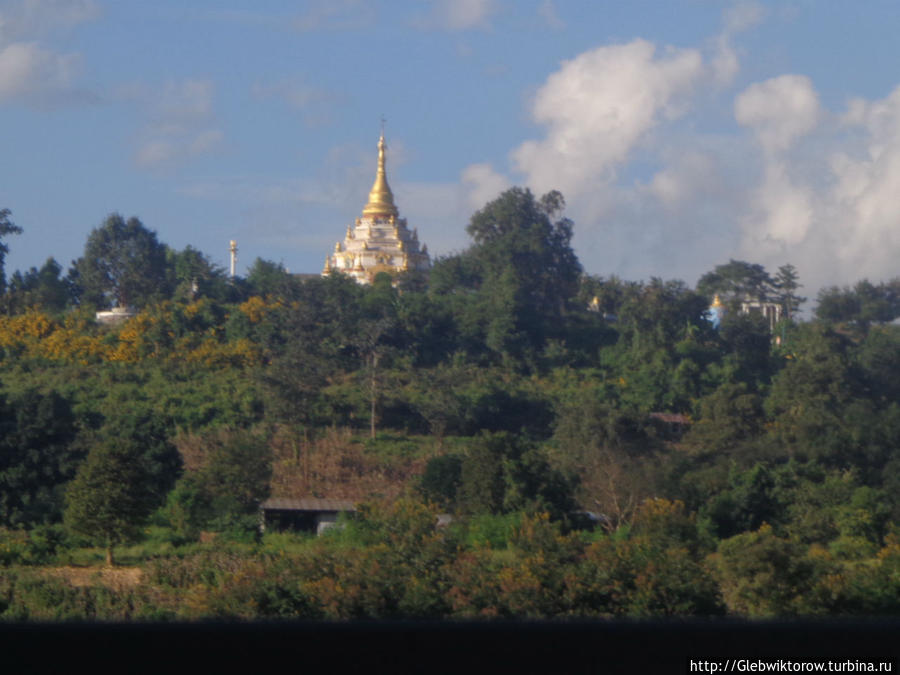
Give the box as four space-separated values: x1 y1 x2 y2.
697 259 774 307
98 407 182 505
169 245 233 302
245 258 298 298
437 188 582 362
418 454 463 508
6 258 71 313
0 389 80 526
0 208 23 295
765 324 864 467
699 464 783 539
73 213 170 309
772 264 805 319
815 285 858 325
815 279 900 330
166 429 272 537
682 382 764 457
64 439 156 565
457 432 574 517
713 524 820 617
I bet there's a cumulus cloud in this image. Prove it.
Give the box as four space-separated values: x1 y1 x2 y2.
461 162 511 211
0 0 97 106
727 78 900 294
446 20 900 296
0 41 79 102
648 150 718 210
415 0 499 31
512 39 704 200
818 86 900 283
741 162 815 252
711 2 765 86
126 79 224 168
450 36 749 283
735 74 820 154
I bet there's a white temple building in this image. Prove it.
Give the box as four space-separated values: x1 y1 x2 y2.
323 132 430 284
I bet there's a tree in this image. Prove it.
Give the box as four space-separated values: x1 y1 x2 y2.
73 213 169 309
772 264 805 319
0 389 80 526
457 432 575 517
713 524 819 616
438 188 582 361
6 257 71 313
697 260 774 306
165 429 272 537
815 280 899 330
169 245 233 302
0 209 23 295
64 439 156 565
245 257 299 298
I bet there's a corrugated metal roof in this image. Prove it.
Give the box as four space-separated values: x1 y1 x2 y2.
649 412 690 425
261 498 357 512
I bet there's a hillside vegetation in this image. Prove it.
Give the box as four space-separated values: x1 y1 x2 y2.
1 191 900 620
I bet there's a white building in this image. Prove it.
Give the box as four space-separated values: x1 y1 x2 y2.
323 133 430 284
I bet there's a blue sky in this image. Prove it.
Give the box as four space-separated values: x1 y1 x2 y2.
2 0 900 302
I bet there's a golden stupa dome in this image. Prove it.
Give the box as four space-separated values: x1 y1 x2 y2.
361 133 399 219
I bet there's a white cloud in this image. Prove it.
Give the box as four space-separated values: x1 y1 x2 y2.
710 34 740 85
711 2 765 86
723 1 766 34
648 150 717 210
512 39 704 199
440 25 900 296
0 0 97 106
0 41 78 102
537 0 564 30
395 181 471 255
461 162 511 211
415 0 499 31
741 162 814 251
735 74 820 154
127 79 224 168
821 86 900 282
726 80 900 294
0 0 99 41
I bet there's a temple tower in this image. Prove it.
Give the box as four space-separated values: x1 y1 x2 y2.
323 132 430 284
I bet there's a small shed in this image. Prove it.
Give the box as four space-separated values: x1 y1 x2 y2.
648 412 691 440
259 497 356 535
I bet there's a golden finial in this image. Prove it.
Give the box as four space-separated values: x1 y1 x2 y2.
711 294 724 308
362 126 399 219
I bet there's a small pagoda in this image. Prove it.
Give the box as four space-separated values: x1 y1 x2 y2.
323 132 430 284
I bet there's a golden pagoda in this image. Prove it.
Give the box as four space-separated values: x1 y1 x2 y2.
323 132 430 284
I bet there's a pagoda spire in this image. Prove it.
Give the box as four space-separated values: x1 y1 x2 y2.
361 129 399 219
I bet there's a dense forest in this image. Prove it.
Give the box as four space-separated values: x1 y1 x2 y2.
1 189 900 621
